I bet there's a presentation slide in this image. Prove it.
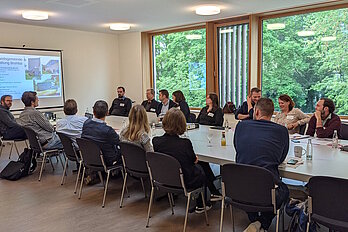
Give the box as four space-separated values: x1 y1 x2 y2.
0 48 64 111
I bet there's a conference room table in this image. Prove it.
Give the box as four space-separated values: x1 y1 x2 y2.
105 116 348 182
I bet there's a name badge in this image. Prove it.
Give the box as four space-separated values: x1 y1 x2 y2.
208 112 214 117
150 108 156 112
286 115 294 120
120 103 125 107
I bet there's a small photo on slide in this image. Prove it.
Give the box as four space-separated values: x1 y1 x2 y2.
42 60 59 74
25 57 41 80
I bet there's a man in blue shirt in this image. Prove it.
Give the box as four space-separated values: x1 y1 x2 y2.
234 97 289 230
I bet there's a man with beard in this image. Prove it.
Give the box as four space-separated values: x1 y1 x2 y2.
306 98 341 138
0 95 27 140
109 86 132 117
235 87 262 120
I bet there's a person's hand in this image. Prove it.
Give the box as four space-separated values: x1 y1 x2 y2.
287 123 298 130
194 156 199 164
314 111 321 120
247 95 252 111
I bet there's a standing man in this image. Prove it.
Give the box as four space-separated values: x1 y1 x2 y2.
141 88 159 113
306 98 341 138
0 95 27 140
109 86 132 117
235 87 261 120
234 98 289 231
156 89 177 118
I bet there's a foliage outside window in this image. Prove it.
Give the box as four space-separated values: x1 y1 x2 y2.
262 8 348 115
153 28 206 108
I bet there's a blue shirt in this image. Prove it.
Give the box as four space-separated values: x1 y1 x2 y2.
233 119 289 180
56 115 88 145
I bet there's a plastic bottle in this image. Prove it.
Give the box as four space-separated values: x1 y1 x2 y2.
221 131 226 146
332 130 339 149
151 123 156 137
306 138 313 160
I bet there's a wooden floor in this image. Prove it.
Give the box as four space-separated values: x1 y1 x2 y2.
0 142 286 232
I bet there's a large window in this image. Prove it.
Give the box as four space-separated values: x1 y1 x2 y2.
152 28 206 108
217 23 249 108
262 8 348 115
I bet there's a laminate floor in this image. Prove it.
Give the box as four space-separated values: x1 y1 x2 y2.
0 142 282 232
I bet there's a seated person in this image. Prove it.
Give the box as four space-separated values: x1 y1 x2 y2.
141 88 159 113
306 98 341 138
109 86 132 117
274 94 310 134
0 95 27 140
234 98 289 231
197 93 223 126
120 104 153 152
235 87 261 120
82 100 121 166
18 91 62 150
172 90 191 122
156 89 177 118
153 108 220 214
222 101 236 115
56 99 87 148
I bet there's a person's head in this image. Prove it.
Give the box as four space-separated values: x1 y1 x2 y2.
1 95 13 110
250 87 262 104
93 100 108 119
172 90 185 103
253 98 274 121
278 94 295 112
117 86 125 98
206 93 219 110
146 89 155 101
315 98 335 119
21 91 38 107
159 89 169 103
223 102 236 114
162 108 187 136
63 99 78 116
124 105 150 141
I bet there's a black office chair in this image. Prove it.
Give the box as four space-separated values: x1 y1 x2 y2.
220 163 285 232
57 132 83 194
0 134 28 159
23 127 63 181
76 138 124 208
119 142 148 208
299 123 307 135
306 176 348 232
340 123 348 140
145 151 209 232
188 113 196 123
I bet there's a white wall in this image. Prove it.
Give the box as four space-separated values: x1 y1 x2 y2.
0 22 120 114
118 32 143 104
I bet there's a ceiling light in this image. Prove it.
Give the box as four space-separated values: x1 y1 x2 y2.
267 23 285 30
297 31 315 37
185 34 202 40
195 5 220 16
321 36 336 42
220 28 234 33
22 11 49 20
109 23 131 31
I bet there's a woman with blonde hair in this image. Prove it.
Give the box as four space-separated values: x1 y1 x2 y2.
274 94 310 134
120 105 153 152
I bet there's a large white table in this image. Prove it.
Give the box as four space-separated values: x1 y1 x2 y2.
106 116 348 182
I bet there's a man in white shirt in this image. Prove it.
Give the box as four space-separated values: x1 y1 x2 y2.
56 99 87 147
156 89 177 118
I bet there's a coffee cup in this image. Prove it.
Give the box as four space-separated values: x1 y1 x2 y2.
294 146 306 158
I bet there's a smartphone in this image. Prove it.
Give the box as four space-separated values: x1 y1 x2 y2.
287 159 298 165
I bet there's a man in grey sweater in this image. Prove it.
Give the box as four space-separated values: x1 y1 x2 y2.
18 91 62 150
0 95 27 140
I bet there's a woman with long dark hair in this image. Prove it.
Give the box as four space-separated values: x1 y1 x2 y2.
172 90 191 122
197 93 224 126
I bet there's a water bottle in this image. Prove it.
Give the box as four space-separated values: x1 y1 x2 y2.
86 107 89 114
122 119 127 129
224 119 229 131
332 130 339 149
306 138 313 160
151 123 156 137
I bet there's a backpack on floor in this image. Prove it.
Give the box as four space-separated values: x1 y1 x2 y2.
0 148 36 181
286 198 318 232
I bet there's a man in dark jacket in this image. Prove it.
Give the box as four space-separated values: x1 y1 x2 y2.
156 89 177 118
109 86 132 117
0 95 26 140
82 100 121 166
141 88 159 113
235 87 261 120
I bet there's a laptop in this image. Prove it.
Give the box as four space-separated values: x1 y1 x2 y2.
147 112 159 125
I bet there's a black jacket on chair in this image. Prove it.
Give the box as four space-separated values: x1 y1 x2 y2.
156 100 178 117
141 99 160 113
152 133 203 188
197 106 224 126
81 119 121 166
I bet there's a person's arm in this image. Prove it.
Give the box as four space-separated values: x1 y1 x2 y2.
196 108 204 123
181 101 190 121
280 128 289 163
185 139 196 164
296 108 310 126
35 111 54 132
316 116 341 138
306 116 316 136
0 111 18 128
156 104 161 117
140 133 154 152
235 102 251 120
108 127 120 145
109 99 115 115
234 122 240 162
214 108 224 126
125 98 132 116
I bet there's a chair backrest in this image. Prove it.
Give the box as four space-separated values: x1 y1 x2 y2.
76 138 104 169
308 176 348 222
340 123 348 140
188 113 196 123
120 141 148 174
221 163 275 208
22 127 42 152
299 123 307 135
146 152 182 189
57 132 79 161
